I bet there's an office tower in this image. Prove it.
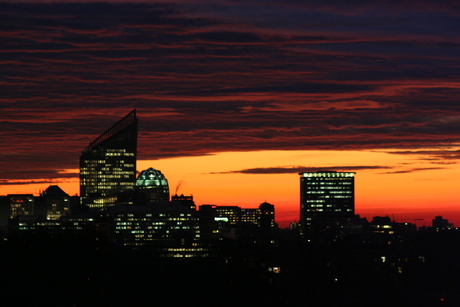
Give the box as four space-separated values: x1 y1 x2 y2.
299 171 355 234
136 168 170 202
80 110 138 209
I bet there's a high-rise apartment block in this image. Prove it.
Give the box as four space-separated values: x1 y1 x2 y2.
299 171 355 233
80 110 138 209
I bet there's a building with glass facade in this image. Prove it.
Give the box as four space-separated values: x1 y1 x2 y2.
299 171 355 234
80 110 138 209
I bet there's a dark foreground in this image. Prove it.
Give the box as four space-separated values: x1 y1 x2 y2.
2 231 460 306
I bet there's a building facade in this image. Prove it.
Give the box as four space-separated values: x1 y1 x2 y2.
80 110 138 210
299 171 355 234
199 203 276 243
109 201 205 257
38 185 71 220
8 194 34 219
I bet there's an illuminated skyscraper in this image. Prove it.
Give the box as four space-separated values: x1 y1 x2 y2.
80 110 138 209
299 171 355 234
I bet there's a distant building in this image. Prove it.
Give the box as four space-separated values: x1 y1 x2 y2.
215 206 242 225
432 216 453 230
199 202 276 244
299 171 355 234
80 110 138 210
0 196 9 230
108 199 206 257
8 194 34 219
37 185 71 220
259 202 275 228
171 194 196 210
10 215 60 236
369 216 394 239
368 216 417 246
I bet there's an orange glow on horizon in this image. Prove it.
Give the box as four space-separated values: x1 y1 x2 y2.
1 149 459 228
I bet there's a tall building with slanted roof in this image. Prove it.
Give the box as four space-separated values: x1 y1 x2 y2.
80 110 138 210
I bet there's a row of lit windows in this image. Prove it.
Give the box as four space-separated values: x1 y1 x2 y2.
123 213 190 217
307 195 352 199
304 181 352 185
116 226 195 232
166 248 205 252
117 217 193 222
83 160 106 164
97 182 120 185
373 225 392 229
97 175 131 179
306 186 350 190
300 172 355 177
305 208 353 212
303 178 353 183
116 221 165 225
11 204 33 208
105 152 134 156
82 162 134 168
93 171 133 175
96 174 127 178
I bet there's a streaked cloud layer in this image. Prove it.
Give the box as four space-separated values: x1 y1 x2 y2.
1 1 459 184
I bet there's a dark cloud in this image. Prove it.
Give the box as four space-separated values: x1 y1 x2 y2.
0 167 79 181
195 31 263 43
211 165 392 174
0 2 459 182
0 180 66 186
386 149 460 162
382 167 448 174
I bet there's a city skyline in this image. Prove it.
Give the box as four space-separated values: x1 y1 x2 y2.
1 1 460 228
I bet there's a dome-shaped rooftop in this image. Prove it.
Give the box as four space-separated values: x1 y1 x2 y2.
136 168 169 189
136 168 170 202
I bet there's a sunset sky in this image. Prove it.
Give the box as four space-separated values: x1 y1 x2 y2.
1 1 459 228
